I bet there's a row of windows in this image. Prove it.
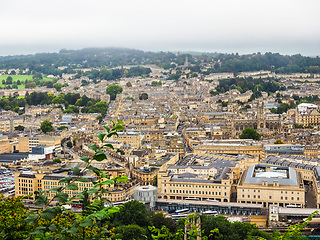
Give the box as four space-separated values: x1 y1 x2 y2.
242 195 300 201
19 179 32 183
167 189 225 196
243 189 300 195
43 181 92 187
19 187 32 192
19 183 32 187
167 184 225 189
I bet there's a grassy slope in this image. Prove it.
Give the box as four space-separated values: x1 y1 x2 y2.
0 75 53 89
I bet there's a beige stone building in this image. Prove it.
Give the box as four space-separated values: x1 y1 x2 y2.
194 139 263 157
14 171 44 201
18 135 62 153
0 134 10 154
295 103 320 127
237 164 305 208
110 131 143 149
157 153 238 202
0 118 24 132
14 166 138 203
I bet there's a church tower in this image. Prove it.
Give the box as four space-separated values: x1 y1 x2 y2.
257 101 266 128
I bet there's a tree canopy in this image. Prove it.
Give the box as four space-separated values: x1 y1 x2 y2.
40 120 54 133
139 92 148 100
106 84 123 100
239 127 261 140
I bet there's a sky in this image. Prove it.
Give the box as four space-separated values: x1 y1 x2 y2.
0 0 319 56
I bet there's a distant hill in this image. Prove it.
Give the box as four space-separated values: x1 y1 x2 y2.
0 48 319 75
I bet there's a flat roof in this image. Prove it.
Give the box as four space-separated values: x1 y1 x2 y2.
0 152 29 162
243 164 298 186
157 199 263 208
278 207 320 216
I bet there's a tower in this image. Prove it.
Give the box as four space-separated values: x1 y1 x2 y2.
184 56 189 68
257 101 266 129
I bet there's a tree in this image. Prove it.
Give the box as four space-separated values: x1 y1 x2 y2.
274 139 284 144
15 125 25 131
0 195 32 239
57 125 68 131
17 79 21 85
149 212 176 233
106 84 123 100
6 76 13 84
81 188 91 214
66 141 73 148
126 82 132 87
53 158 62 163
53 83 63 91
96 114 103 123
112 224 147 240
33 72 43 80
40 120 54 133
112 200 151 228
139 92 148 100
152 175 158 186
151 81 162 86
239 127 261 140
25 82 36 88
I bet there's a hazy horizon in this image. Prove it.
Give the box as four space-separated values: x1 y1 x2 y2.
0 46 319 58
0 0 319 57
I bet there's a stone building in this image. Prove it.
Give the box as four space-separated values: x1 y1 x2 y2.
231 101 282 137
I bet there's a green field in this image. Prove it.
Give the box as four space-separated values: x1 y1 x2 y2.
0 75 53 89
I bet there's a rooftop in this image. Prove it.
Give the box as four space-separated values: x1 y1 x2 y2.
243 164 298 186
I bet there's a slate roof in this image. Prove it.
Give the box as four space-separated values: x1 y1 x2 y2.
243 164 298 186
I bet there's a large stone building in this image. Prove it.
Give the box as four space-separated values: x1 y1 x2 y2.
0 117 24 132
295 103 320 127
18 135 62 153
158 153 238 202
193 139 263 157
237 164 305 208
109 131 143 149
231 101 282 137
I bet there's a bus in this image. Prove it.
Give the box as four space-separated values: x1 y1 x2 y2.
185 197 199 201
286 205 301 208
8 189 15 195
112 201 130 207
175 208 190 214
71 202 82 208
171 214 188 220
202 210 218 216
205 199 219 202
61 205 72 210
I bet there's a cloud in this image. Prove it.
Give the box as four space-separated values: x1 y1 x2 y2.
0 0 319 56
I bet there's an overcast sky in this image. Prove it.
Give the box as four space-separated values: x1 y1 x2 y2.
0 0 319 56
